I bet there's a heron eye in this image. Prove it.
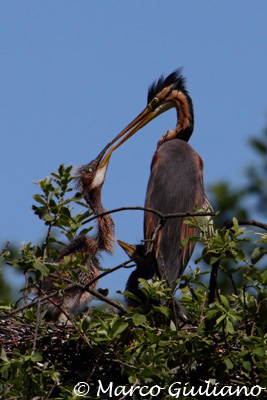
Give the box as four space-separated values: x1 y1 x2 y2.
88 167 93 173
151 97 159 109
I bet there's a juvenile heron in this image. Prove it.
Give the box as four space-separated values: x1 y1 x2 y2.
117 240 152 308
38 150 116 322
37 236 100 322
76 148 115 254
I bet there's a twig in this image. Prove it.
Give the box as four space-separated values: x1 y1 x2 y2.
4 291 59 317
6 283 128 317
31 286 41 355
44 382 58 400
43 224 53 262
200 291 206 322
225 219 267 231
24 273 29 305
170 293 181 333
57 305 94 349
84 260 134 289
219 265 238 296
208 261 220 304
39 274 129 314
82 206 215 226
242 268 250 337
76 285 129 315
3 260 134 317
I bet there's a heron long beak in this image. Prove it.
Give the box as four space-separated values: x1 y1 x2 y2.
99 106 155 168
117 239 137 258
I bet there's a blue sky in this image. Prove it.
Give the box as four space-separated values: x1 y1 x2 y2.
1 1 266 299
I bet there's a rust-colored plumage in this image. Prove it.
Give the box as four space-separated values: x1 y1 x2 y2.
76 150 115 254
38 149 116 322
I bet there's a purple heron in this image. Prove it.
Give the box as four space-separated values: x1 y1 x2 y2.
36 236 100 322
89 69 211 291
37 151 115 322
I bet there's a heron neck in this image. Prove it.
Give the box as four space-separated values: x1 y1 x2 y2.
89 187 115 254
156 91 194 148
88 186 105 215
173 91 194 142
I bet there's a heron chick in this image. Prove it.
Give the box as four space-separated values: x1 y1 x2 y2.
76 148 115 254
36 235 100 322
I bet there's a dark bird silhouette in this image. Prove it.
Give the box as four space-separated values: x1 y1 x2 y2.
91 69 212 294
118 239 188 323
117 240 152 308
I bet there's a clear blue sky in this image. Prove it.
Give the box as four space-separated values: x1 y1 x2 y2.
1 1 266 298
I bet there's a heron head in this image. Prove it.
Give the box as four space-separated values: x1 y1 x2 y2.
76 145 112 197
92 68 192 166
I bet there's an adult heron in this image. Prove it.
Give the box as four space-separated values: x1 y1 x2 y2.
92 69 211 290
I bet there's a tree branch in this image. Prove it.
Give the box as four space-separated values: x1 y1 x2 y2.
82 206 215 226
225 219 267 231
3 261 134 317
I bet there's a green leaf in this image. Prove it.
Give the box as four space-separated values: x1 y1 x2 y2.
216 314 226 324
111 320 128 338
242 360 252 372
181 237 189 247
43 215 55 222
232 217 239 230
251 246 266 265
226 319 235 334
33 261 50 276
252 347 265 357
206 309 219 319
132 313 147 326
0 347 9 362
128 373 137 384
153 305 171 317
224 358 234 370
31 351 43 362
262 270 267 283
220 295 229 310
33 194 47 205
81 317 91 332
170 320 177 331
209 255 221 264
25 310 35 322
98 288 109 297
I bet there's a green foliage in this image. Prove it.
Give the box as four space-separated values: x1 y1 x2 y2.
32 164 93 243
1 124 267 399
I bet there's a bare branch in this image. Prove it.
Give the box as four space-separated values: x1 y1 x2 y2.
31 291 41 355
86 260 134 288
225 219 267 231
3 260 133 318
82 206 215 225
24 272 29 305
79 285 129 314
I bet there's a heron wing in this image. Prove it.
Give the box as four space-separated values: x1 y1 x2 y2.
144 140 204 287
